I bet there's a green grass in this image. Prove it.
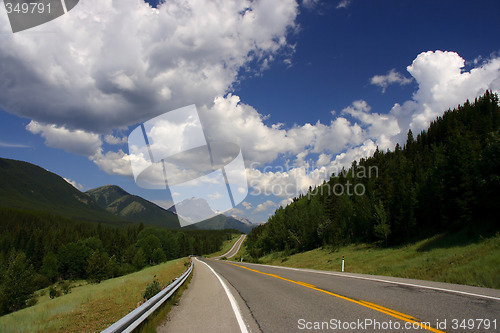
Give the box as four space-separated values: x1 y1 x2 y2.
206 234 242 258
138 270 193 333
254 232 500 289
0 258 190 333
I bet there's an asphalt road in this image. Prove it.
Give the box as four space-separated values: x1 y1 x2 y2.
192 258 500 333
213 234 247 259
157 258 243 333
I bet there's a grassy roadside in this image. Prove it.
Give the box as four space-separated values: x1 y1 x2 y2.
0 257 190 333
138 270 193 333
251 232 500 289
206 233 242 258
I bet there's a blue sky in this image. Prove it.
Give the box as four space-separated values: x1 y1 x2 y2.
1 0 500 223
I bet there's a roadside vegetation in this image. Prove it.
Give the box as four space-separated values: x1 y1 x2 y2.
246 93 500 284
251 231 500 289
0 208 235 316
243 92 500 289
139 269 193 333
0 230 243 332
0 257 189 333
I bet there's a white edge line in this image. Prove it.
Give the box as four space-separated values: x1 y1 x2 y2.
228 235 245 257
229 234 246 258
241 262 500 302
225 236 242 258
196 258 249 333
216 234 246 259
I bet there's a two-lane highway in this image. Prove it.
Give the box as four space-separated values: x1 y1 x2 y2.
213 234 247 259
180 258 500 332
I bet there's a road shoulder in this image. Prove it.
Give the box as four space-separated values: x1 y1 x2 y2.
157 257 257 333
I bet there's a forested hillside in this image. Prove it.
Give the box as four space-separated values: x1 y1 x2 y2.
0 158 254 232
0 207 237 315
246 91 500 258
87 185 255 233
0 158 122 224
86 185 180 229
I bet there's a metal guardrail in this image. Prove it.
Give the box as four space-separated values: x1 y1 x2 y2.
101 260 194 333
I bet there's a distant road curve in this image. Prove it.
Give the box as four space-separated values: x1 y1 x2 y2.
213 234 246 259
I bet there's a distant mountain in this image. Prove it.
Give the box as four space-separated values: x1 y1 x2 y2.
0 157 254 232
196 214 256 234
228 216 254 227
87 186 255 232
86 184 129 208
224 215 257 233
86 185 180 229
0 158 122 224
167 197 257 233
167 197 219 224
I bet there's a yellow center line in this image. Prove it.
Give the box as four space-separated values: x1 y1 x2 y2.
215 260 445 333
359 300 419 321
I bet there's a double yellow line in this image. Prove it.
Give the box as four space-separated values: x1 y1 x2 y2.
221 261 445 333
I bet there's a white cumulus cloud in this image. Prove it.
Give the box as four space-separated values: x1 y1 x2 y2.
208 192 223 200
242 201 253 210
246 51 500 204
336 0 352 9
0 0 298 134
26 121 102 156
6 4 500 223
90 149 133 177
279 198 293 208
104 134 127 145
405 50 500 133
254 200 277 213
370 68 413 93
63 177 84 191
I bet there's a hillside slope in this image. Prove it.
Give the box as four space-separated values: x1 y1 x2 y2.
167 197 256 233
0 157 255 231
86 185 180 229
246 91 500 257
0 158 122 224
196 214 255 234
87 186 255 232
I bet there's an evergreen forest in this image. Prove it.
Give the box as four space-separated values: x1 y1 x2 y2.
246 91 500 258
0 207 236 315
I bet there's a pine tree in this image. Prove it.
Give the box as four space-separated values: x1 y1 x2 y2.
152 248 166 264
132 248 146 269
0 251 37 314
373 200 391 246
87 250 110 283
41 252 59 282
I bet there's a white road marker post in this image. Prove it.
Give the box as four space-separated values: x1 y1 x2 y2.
342 256 345 272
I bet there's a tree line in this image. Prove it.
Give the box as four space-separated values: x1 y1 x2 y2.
0 208 237 315
246 91 500 258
